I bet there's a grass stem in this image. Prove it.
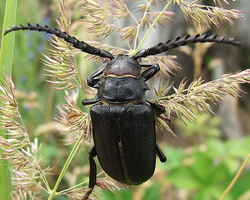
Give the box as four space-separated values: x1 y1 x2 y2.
0 0 18 199
133 0 172 55
219 153 250 200
48 134 83 200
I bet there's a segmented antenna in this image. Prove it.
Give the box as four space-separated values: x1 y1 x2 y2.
135 34 241 59
4 23 113 59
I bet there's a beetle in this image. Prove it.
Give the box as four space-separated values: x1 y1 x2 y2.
5 23 240 200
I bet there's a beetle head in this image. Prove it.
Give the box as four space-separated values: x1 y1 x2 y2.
104 55 142 77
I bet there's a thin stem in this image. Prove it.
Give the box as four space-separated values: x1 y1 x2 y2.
123 0 138 24
47 134 83 200
72 51 83 91
115 22 133 52
133 25 140 50
133 0 173 55
133 0 150 50
219 153 250 200
38 167 51 192
17 113 31 145
60 171 105 194
115 3 142 50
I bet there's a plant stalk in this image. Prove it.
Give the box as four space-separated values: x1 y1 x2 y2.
219 153 250 200
0 0 18 199
133 0 172 55
48 134 83 200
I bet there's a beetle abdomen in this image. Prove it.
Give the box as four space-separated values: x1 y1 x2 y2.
90 103 156 185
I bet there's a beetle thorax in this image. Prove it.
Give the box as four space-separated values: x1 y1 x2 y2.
104 55 141 78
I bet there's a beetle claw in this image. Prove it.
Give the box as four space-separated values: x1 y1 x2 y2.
82 188 93 200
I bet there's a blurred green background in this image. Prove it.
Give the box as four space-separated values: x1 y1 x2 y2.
0 0 250 199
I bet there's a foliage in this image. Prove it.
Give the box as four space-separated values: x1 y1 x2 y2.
0 0 18 199
154 70 250 134
0 69 51 199
0 0 249 200
175 0 244 29
158 137 250 200
42 2 80 90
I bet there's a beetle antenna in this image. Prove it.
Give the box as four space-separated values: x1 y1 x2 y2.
134 34 241 59
4 23 113 59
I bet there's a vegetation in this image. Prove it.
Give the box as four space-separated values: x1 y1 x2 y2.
0 0 249 199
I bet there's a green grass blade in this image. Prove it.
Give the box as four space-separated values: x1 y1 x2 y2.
0 0 18 199
0 0 17 75
0 0 17 73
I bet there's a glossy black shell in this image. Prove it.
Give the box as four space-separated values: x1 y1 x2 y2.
104 55 142 77
96 77 149 103
90 55 157 185
90 103 156 185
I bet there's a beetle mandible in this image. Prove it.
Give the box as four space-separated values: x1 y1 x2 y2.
4 23 240 200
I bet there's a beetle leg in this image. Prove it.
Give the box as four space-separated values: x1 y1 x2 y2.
147 101 165 116
141 63 160 81
87 59 109 88
147 101 167 163
140 63 156 67
82 98 100 106
156 144 167 163
83 146 97 200
90 146 97 157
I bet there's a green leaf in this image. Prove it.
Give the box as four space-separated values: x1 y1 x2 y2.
0 163 11 200
223 157 240 174
226 137 250 158
192 189 213 200
206 138 225 157
100 189 132 200
206 184 226 200
190 151 213 183
206 138 248 174
211 164 228 184
167 167 200 190
159 147 186 171
142 184 160 200
119 189 133 200
100 190 117 200
229 170 250 199
0 0 17 75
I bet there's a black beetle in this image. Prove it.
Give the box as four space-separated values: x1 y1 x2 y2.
5 23 240 200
